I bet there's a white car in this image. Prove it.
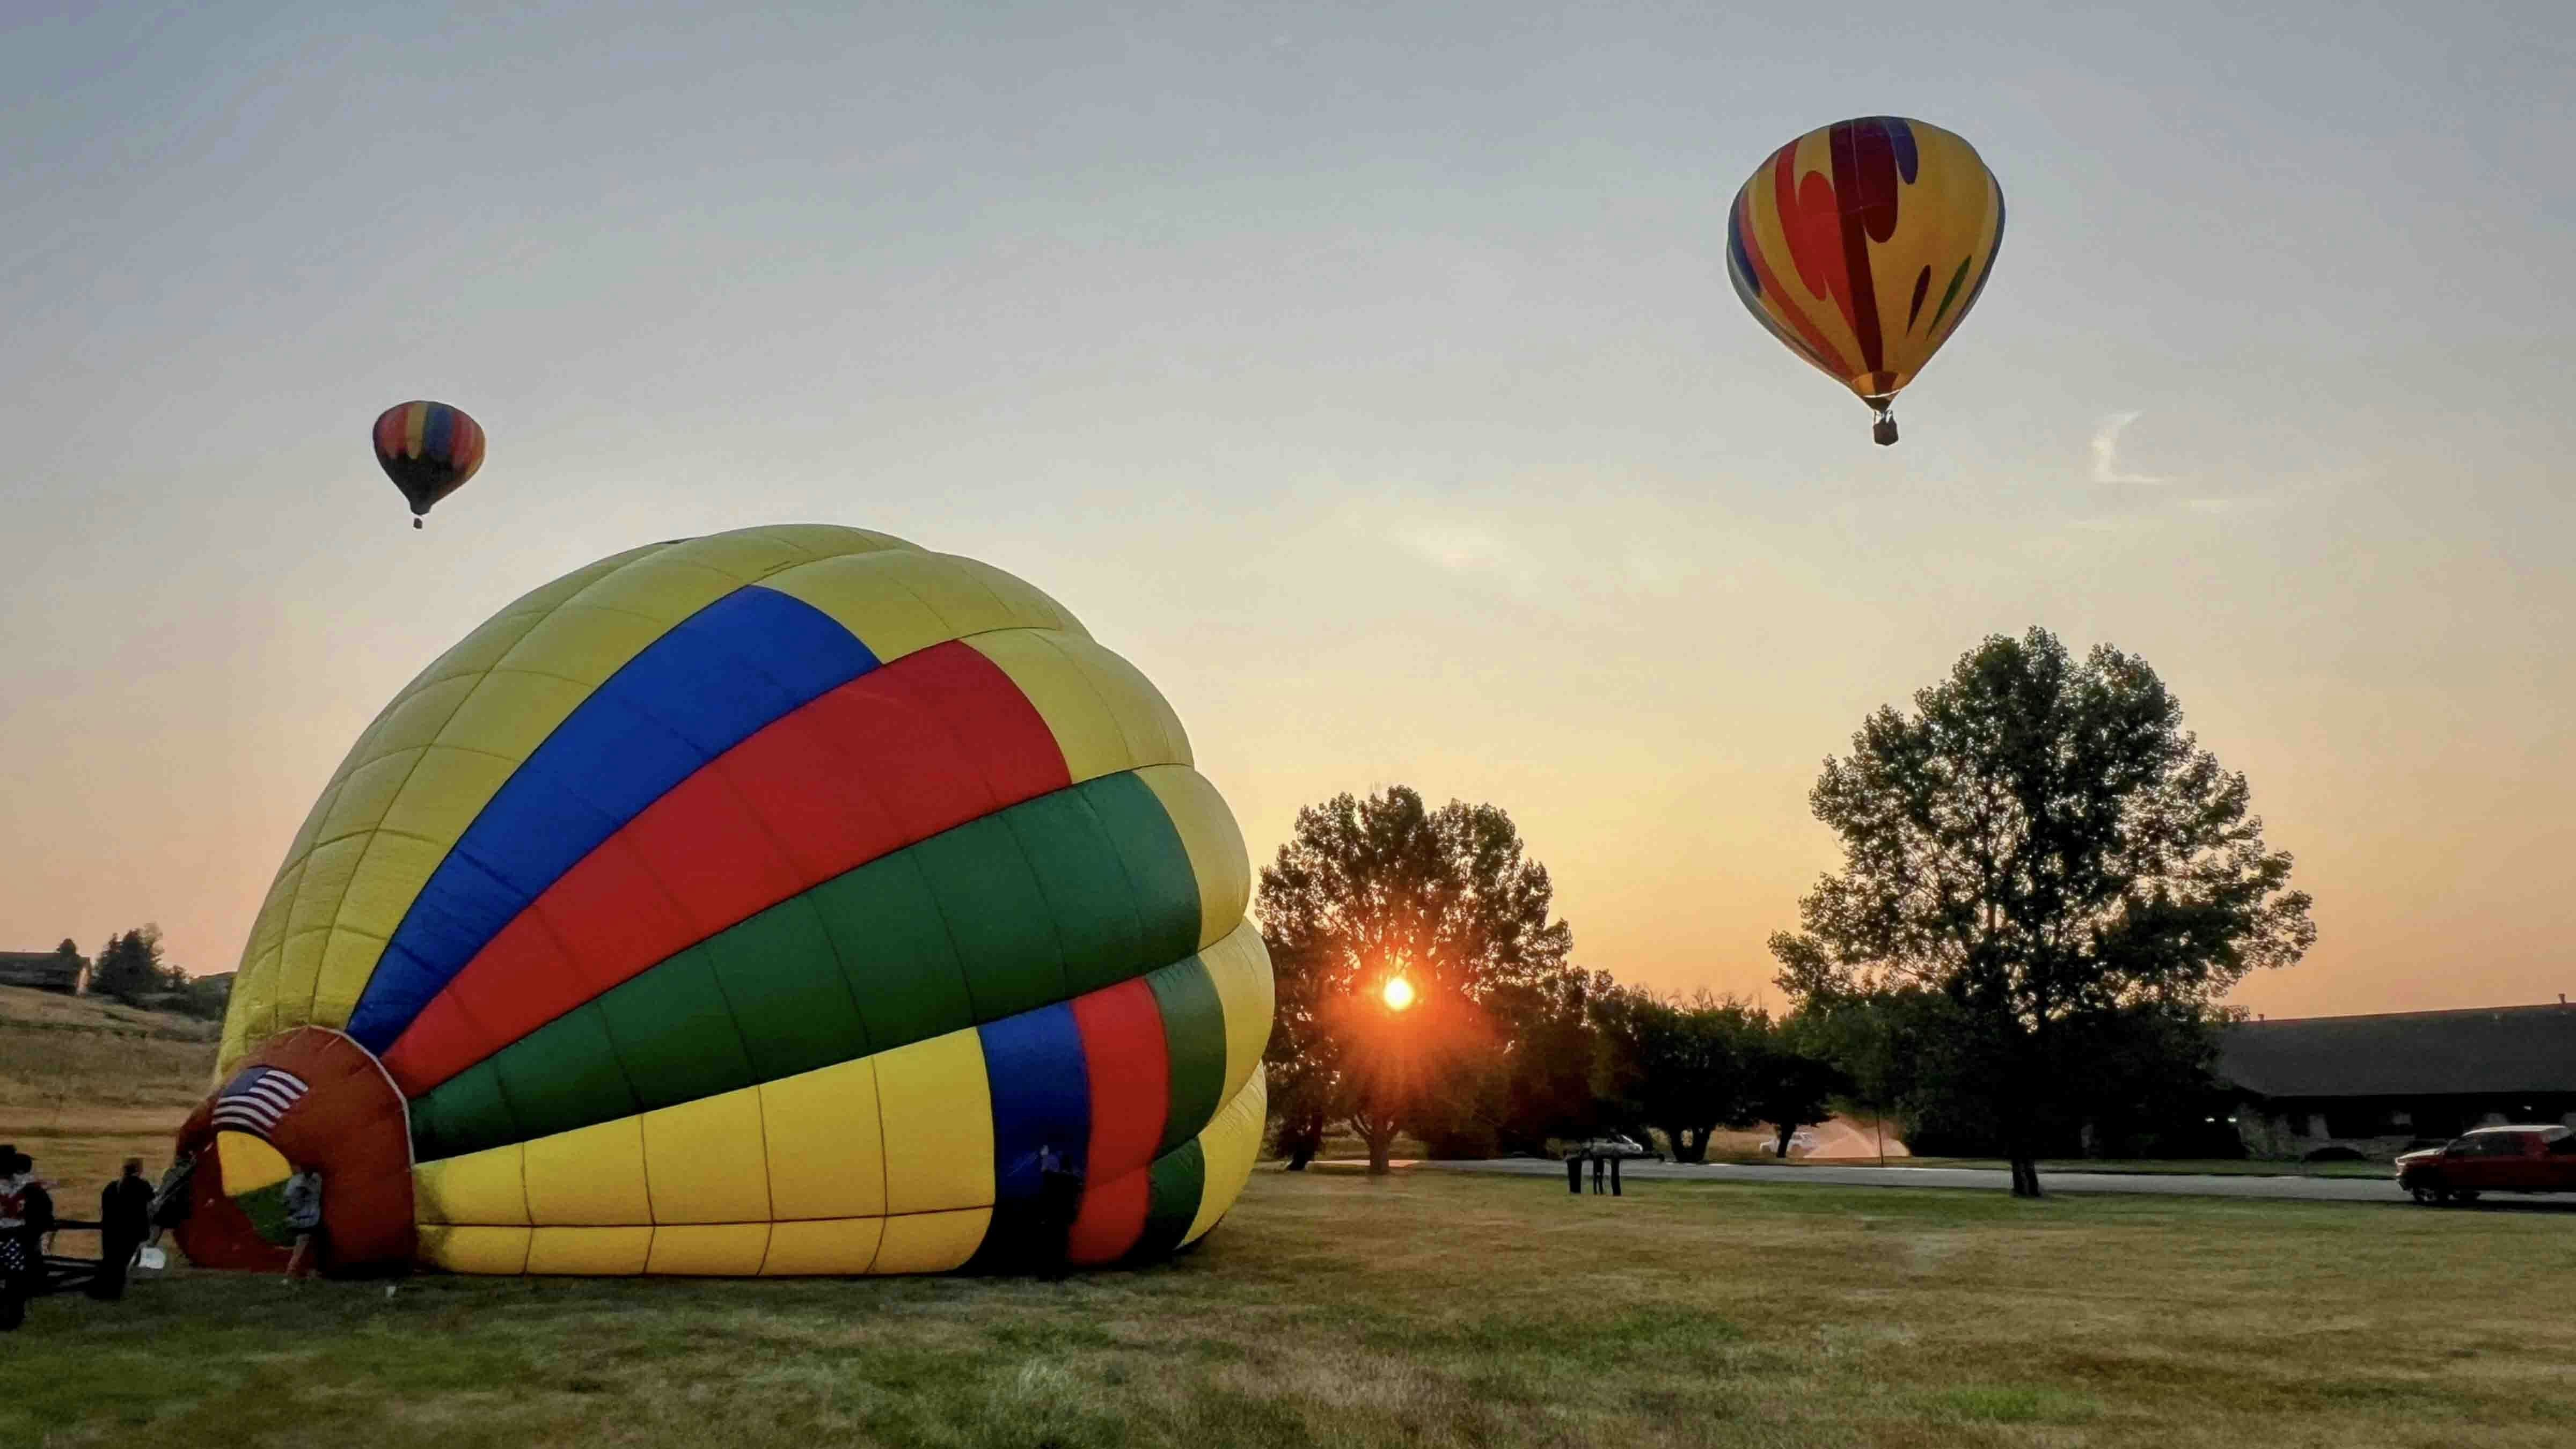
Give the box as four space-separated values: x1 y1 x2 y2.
1575 1135 1662 1161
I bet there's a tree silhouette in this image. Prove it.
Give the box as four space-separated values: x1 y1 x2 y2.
1771 628 2312 1196
1258 787 1574 1174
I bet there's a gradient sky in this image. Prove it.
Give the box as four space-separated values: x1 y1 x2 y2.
5 2 2570 1019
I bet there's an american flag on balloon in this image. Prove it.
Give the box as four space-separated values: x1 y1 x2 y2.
209 1066 309 1137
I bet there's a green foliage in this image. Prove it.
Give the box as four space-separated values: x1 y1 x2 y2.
1770 628 2313 1191
90 924 179 1004
1593 989 1764 1161
1746 1024 1847 1158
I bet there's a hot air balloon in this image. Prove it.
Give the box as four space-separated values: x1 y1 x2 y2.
1725 116 2004 445
371 401 486 527
177 524 1271 1277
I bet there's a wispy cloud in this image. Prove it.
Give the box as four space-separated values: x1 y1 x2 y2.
1331 484 1703 602
2090 411 2167 485
1389 521 1543 590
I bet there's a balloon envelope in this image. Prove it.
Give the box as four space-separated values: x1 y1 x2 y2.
182 525 1271 1278
1725 116 2004 440
372 400 485 521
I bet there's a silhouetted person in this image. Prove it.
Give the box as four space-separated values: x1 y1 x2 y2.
1609 1155 1623 1197
147 1151 197 1247
1565 1148 1583 1195
91 1159 155 1301
283 1165 325 1282
0 1149 31 1330
1033 1144 1083 1279
13 1154 55 1296
1590 1153 1607 1194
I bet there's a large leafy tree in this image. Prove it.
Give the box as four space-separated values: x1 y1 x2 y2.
1770 628 2313 1196
1258 787 1575 1174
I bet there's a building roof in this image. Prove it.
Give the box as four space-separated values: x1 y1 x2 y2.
2218 1002 2576 1099
0 949 85 983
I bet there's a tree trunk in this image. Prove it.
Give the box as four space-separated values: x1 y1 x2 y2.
1362 1114 1398 1176
1284 1146 1312 1172
1773 1122 1795 1159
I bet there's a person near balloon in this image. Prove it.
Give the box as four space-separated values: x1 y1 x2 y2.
282 1165 326 1283
0 1148 33 1331
1033 1145 1083 1280
89 1159 156 1301
146 1151 196 1249
13 1153 57 1291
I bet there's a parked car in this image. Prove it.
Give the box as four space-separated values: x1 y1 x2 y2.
2396 1124 2576 1205
1574 1135 1663 1162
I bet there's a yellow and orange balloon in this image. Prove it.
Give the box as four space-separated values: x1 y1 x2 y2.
1725 116 2004 444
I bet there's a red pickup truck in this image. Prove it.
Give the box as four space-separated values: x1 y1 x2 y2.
2396 1124 2576 1205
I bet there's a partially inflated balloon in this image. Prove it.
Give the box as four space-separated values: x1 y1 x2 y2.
179 524 1271 1277
1725 116 2004 444
372 401 485 526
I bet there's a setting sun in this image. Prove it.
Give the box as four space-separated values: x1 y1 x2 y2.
1381 977 1416 1011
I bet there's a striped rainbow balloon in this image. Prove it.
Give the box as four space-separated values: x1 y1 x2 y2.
371 400 486 523
179 524 1271 1277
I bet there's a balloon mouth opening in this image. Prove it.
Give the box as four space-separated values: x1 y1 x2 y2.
172 1027 418 1277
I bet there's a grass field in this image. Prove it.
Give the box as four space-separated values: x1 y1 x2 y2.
5 1167 2572 1448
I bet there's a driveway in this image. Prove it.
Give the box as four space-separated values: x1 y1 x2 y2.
1356 1156 2421 1203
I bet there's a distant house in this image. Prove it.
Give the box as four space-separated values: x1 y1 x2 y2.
0 948 90 995
2218 1001 2576 1161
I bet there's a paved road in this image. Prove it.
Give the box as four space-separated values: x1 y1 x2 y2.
1352 1156 2421 1204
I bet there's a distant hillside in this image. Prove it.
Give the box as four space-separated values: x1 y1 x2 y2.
0 984 221 1042
1 985 221 1191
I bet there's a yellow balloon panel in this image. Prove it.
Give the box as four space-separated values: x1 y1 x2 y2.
1185 1064 1268 1247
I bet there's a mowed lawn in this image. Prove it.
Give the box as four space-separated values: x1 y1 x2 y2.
6 1171 2573 1449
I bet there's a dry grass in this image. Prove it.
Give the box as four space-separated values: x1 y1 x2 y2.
0 985 219 1037
2 985 218 1239
4 1167 2571 1447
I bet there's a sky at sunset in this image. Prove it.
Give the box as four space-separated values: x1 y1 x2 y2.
4 2 2570 1020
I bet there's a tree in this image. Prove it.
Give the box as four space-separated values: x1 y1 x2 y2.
1259 787 1576 1174
1487 968 1625 1155
1746 1021 1849 1159
91 925 173 1003
1770 628 2313 1197
1600 989 1763 1163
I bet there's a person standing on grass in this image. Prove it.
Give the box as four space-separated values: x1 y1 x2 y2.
13 1153 56 1293
0 1150 33 1330
91 1159 155 1301
1033 1144 1083 1280
282 1165 325 1282
147 1151 196 1247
